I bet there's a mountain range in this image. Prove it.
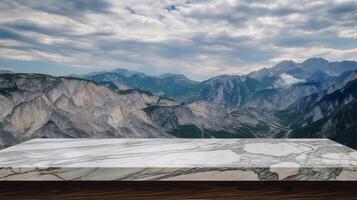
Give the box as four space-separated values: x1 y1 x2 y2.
0 57 356 149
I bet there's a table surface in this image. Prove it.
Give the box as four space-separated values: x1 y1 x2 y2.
0 138 356 181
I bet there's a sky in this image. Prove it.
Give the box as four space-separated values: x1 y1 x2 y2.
0 0 356 80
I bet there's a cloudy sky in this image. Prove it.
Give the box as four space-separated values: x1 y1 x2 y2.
0 0 356 80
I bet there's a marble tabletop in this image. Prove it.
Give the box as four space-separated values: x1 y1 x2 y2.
0 138 356 181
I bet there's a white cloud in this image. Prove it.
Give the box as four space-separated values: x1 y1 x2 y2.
0 67 14 72
274 73 305 88
0 0 356 80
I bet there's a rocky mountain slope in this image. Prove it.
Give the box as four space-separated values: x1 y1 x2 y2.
0 73 289 149
244 58 357 111
144 101 288 138
290 100 357 149
83 58 357 111
244 82 322 111
84 70 264 107
278 75 357 127
249 58 357 85
0 73 176 148
1 58 356 149
83 69 200 101
189 75 262 108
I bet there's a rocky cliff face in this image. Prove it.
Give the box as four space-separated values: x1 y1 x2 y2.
0 73 287 149
249 58 357 83
84 58 357 112
290 100 357 149
278 75 357 127
189 75 262 108
145 101 288 138
244 82 322 111
0 74 175 148
1 58 357 150
85 70 264 108
84 70 200 101
300 79 357 125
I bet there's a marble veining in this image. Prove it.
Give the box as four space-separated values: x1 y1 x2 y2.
0 138 356 181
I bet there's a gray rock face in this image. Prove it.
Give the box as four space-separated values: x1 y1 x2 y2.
244 59 357 111
145 101 288 138
302 79 357 125
190 75 262 108
249 58 357 83
82 58 357 112
0 74 175 148
0 73 286 149
84 70 263 108
83 70 200 101
245 82 322 111
290 100 357 149
277 77 357 130
1 58 356 150
287 71 357 116
327 70 357 93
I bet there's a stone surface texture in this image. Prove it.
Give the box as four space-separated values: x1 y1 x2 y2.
0 139 356 181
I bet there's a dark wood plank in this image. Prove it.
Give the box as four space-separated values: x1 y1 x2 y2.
0 181 357 200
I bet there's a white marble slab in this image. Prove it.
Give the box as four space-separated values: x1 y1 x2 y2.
0 138 356 181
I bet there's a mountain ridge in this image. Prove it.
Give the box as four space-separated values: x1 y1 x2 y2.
80 58 357 108
1 57 357 149
0 73 288 149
